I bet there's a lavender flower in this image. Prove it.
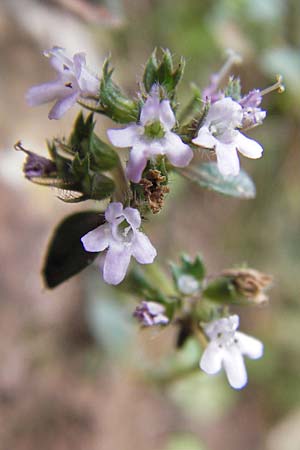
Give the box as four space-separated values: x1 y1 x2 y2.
107 86 193 183
26 47 99 120
81 202 156 285
133 301 169 326
200 315 263 389
192 97 263 176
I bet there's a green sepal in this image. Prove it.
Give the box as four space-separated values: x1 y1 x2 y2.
203 276 240 304
89 172 115 200
72 152 90 179
143 48 185 100
99 58 139 123
42 211 105 288
224 76 241 101
69 111 94 157
177 162 256 199
143 49 159 93
89 133 119 171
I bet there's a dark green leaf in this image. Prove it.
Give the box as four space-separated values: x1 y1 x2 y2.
178 162 256 199
42 211 105 288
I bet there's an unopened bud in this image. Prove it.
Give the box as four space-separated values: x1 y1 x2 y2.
222 268 273 304
133 301 169 326
15 141 57 180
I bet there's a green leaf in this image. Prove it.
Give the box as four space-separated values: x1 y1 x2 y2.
178 162 256 199
90 133 119 171
42 211 105 288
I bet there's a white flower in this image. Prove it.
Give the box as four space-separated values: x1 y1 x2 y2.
81 202 156 285
200 314 263 389
26 47 99 119
107 86 193 183
192 97 263 176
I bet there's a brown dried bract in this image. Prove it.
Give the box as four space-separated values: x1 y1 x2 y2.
140 169 169 214
222 268 273 304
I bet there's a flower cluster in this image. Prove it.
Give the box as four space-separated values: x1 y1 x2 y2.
20 47 281 391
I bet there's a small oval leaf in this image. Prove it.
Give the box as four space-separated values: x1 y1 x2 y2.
42 211 105 288
178 162 256 199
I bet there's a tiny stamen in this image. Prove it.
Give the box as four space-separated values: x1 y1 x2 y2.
260 75 285 96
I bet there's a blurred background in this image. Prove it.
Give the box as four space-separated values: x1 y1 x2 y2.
0 0 300 449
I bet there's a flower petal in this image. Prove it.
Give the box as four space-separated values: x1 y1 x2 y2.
159 100 176 130
215 143 240 176
235 133 264 159
81 224 110 252
235 332 264 359
107 125 139 148
45 47 73 73
206 97 243 129
103 242 132 285
126 146 148 183
73 52 86 79
131 231 157 264
48 91 79 119
222 346 247 389
123 207 141 229
140 87 160 125
105 202 123 223
164 132 193 167
200 341 223 374
26 81 69 106
192 126 217 149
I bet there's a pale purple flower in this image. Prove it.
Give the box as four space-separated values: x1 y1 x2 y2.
200 315 263 389
81 202 156 285
107 86 193 183
26 47 99 120
133 301 169 326
192 97 264 176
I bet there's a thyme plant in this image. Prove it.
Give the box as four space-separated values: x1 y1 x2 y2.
17 46 283 389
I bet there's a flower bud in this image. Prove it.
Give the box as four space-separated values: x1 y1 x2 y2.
221 268 273 304
133 301 169 326
15 141 57 180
